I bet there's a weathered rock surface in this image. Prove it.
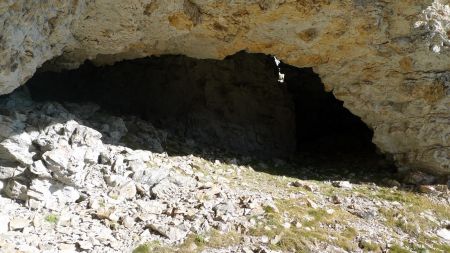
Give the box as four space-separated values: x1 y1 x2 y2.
0 88 448 253
0 90 275 252
27 53 297 156
0 1 449 175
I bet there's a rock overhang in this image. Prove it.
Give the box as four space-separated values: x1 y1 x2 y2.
0 0 449 175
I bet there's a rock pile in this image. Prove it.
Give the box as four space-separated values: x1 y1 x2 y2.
0 90 275 252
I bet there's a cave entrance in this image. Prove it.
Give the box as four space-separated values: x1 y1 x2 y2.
19 52 394 179
281 64 376 155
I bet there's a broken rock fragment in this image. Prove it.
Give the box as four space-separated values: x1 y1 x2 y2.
42 147 86 187
147 224 188 241
2 179 28 201
27 179 80 209
0 132 34 165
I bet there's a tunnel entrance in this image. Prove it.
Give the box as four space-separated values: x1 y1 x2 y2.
15 52 394 179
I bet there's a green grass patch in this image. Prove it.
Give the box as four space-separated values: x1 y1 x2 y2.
44 214 59 224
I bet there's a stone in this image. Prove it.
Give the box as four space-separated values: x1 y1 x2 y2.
3 180 28 201
121 216 135 229
137 200 167 215
88 198 102 210
69 124 103 148
42 147 86 187
29 160 51 178
27 179 80 209
403 171 437 185
436 228 450 241
291 181 317 192
434 185 448 192
306 198 319 209
132 167 170 187
263 203 279 213
213 202 236 221
0 132 34 165
418 185 436 194
104 174 127 187
0 214 10 233
332 181 353 189
331 195 342 204
58 243 76 253
84 148 100 165
282 222 291 229
169 174 197 188
77 241 93 251
118 181 137 200
260 235 269 244
382 179 401 188
150 178 180 199
9 217 29 231
147 224 188 241
0 165 26 180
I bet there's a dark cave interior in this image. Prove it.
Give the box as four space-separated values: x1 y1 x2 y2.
20 52 394 178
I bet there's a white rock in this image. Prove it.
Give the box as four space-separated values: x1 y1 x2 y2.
137 200 167 214
436 228 450 241
58 243 76 253
104 174 127 187
0 165 26 179
69 123 103 148
132 167 170 187
147 224 188 241
84 147 100 164
332 181 353 189
77 240 93 250
306 198 319 209
121 216 135 228
261 235 269 243
118 181 137 200
29 160 51 178
27 179 80 209
3 180 28 200
151 178 180 199
0 214 10 233
0 132 34 165
42 147 86 187
9 217 29 231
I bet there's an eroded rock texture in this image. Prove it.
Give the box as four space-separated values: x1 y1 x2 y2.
28 53 296 156
0 0 449 174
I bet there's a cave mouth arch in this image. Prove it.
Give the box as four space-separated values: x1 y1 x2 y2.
19 52 395 180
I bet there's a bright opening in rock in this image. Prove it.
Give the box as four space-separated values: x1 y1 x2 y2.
15 52 394 179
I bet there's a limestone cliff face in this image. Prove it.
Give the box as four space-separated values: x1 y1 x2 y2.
0 0 449 174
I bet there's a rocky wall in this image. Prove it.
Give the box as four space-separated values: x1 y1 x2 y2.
0 0 449 174
27 53 296 156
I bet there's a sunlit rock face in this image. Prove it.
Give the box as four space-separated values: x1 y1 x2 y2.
0 0 449 175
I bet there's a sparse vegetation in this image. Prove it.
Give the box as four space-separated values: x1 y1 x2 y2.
132 241 172 253
132 244 150 253
44 214 59 224
360 240 380 252
194 234 206 245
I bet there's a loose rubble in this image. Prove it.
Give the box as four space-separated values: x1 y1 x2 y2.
0 89 449 253
0 90 274 252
